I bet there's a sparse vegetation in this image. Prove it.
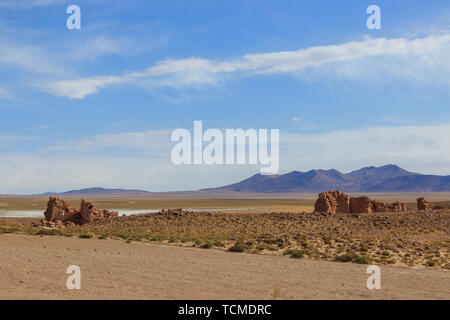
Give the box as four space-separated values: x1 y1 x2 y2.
283 249 305 259
79 233 94 239
35 228 64 236
229 242 252 252
200 242 213 249
1 204 449 269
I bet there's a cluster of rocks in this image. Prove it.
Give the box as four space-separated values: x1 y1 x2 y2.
314 190 409 214
158 208 201 217
417 197 429 211
416 198 447 210
35 197 119 227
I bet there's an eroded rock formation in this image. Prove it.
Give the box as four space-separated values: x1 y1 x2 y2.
40 197 118 226
389 202 408 212
44 197 79 223
417 197 429 211
314 190 408 213
314 190 350 214
349 196 372 213
79 199 118 223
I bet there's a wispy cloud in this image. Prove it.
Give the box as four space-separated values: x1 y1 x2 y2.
65 35 154 61
3 122 450 193
43 33 450 99
0 85 14 100
0 134 33 147
0 34 138 77
48 129 172 152
42 76 126 99
0 38 67 75
281 124 450 175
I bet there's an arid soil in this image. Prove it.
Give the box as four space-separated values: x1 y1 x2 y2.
2 209 450 269
0 234 448 300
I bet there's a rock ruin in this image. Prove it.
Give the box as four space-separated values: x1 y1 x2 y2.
314 190 350 213
416 197 429 211
314 190 409 214
40 197 118 226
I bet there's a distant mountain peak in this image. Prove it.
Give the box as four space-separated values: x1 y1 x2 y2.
44 187 151 195
203 164 448 193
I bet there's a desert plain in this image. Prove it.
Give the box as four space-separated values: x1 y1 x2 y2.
0 195 449 300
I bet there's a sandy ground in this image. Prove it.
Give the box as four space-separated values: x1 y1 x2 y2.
0 234 448 300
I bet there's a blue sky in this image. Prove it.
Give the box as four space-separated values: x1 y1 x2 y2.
1 0 450 193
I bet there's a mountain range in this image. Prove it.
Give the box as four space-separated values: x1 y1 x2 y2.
44 187 151 195
37 165 450 195
202 164 450 193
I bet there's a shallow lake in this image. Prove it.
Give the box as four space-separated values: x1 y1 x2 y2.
0 208 254 218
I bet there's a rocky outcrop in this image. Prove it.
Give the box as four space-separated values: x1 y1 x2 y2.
314 190 408 213
417 197 429 211
44 197 79 223
40 197 118 226
79 199 118 224
349 196 372 213
314 190 350 214
388 202 408 212
371 200 387 213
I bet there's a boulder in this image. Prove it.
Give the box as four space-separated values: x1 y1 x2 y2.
314 191 409 213
314 190 350 214
388 201 408 212
417 197 429 211
42 197 118 226
44 197 79 222
79 199 118 224
350 197 372 213
371 200 387 213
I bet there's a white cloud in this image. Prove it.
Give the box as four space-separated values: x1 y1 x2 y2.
43 33 450 99
0 153 256 194
43 76 127 99
46 123 450 176
0 31 158 84
0 36 69 76
66 36 146 60
280 124 450 175
49 129 172 152
0 86 13 100
0 135 32 147
2 123 450 193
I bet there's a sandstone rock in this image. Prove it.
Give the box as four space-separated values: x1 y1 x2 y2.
350 197 372 213
314 191 409 213
314 190 349 214
79 199 118 224
44 197 78 222
371 200 387 213
42 197 118 226
417 197 429 211
169 208 184 216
